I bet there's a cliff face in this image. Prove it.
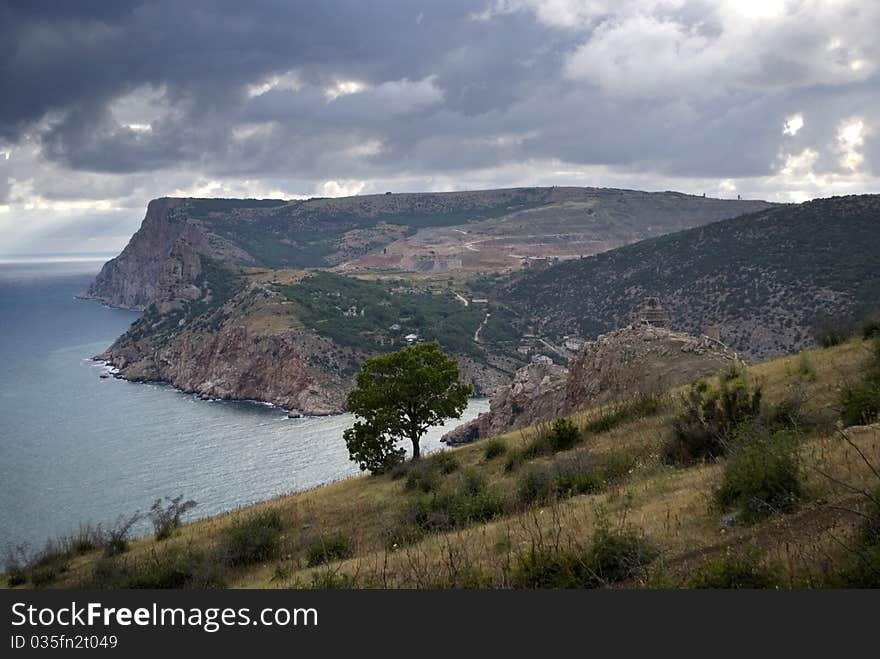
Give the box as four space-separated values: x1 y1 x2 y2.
443 324 740 444
82 198 260 309
97 257 356 415
443 355 568 444
83 199 195 309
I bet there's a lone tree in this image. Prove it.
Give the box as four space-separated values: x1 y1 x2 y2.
343 342 472 473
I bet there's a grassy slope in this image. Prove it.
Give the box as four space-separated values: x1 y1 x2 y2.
501 194 880 359
6 338 879 589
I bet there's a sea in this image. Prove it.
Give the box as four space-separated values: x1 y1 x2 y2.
0 259 489 550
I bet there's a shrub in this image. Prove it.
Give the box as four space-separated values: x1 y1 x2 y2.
310 569 358 589
517 465 556 505
839 382 880 427
403 452 459 492
860 317 880 340
4 544 29 587
715 433 805 523
483 438 507 460
398 470 504 535
431 451 461 474
553 454 604 497
765 389 812 433
690 546 784 588
664 375 762 465
67 524 104 555
600 451 638 483
306 533 354 567
149 495 198 541
547 418 581 451
511 524 656 588
6 566 26 587
587 525 658 585
104 512 142 557
796 353 817 382
86 548 227 589
404 465 442 493
222 510 284 566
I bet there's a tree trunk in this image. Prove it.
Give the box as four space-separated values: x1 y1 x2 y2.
410 436 421 461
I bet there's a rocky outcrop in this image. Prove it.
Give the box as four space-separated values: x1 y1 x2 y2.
443 324 741 444
563 324 740 413
81 198 255 309
82 199 195 309
98 278 355 415
442 355 567 444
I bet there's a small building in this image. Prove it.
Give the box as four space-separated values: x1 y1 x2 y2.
404 333 419 343
630 297 669 328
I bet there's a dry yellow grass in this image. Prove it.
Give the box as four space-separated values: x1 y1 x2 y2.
4 339 878 589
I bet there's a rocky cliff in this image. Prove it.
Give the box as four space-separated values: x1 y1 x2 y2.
97 257 355 415
443 324 740 444
81 198 254 309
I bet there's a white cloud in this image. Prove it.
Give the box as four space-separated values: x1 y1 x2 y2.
246 70 303 98
316 180 366 197
325 80 368 102
783 113 804 136
837 118 866 171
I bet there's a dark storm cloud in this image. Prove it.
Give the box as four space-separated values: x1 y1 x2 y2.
1 0 878 197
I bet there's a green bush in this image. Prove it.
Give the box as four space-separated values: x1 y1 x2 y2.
600 451 638 483
403 452 460 492
553 454 604 497
222 510 284 566
86 548 227 589
839 382 880 427
690 546 784 588
306 533 354 567
547 418 581 451
483 438 507 460
309 569 358 589
796 353 817 382
664 375 762 465
517 465 556 505
715 433 805 523
511 525 656 588
860 317 880 340
6 566 27 587
588 526 658 585
404 465 442 493
398 470 504 535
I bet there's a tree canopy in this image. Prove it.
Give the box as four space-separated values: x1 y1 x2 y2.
343 342 472 473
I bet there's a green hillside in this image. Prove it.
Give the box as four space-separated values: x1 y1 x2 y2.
501 195 880 360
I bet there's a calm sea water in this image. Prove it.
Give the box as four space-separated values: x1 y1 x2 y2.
0 260 488 549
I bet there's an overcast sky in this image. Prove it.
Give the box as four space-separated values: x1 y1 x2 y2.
1 0 878 256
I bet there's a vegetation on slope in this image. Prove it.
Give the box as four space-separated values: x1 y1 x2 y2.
502 194 880 359
186 190 555 268
6 334 880 589
275 271 520 361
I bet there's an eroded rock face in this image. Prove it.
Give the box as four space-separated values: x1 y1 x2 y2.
443 324 740 445
442 355 568 444
564 324 740 413
81 198 254 309
99 288 353 416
